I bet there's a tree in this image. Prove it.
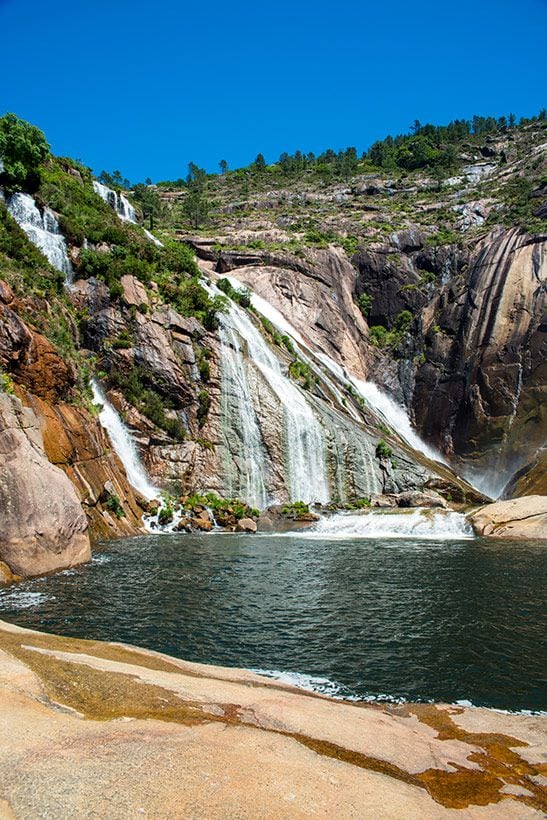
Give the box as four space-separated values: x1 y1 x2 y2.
187 161 207 190
253 153 266 170
182 189 210 230
508 112 517 127
0 112 50 192
132 183 162 229
219 159 228 175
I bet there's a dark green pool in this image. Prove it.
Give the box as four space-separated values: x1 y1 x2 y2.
1 531 545 711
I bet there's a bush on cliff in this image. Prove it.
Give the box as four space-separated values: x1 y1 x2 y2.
0 113 50 193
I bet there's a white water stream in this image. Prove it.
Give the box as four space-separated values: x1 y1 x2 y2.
214 286 330 505
91 380 158 501
223 273 444 464
93 181 137 223
7 192 73 283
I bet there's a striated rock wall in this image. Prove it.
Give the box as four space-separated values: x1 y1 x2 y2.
413 228 546 495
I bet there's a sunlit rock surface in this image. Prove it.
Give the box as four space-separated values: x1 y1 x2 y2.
0 620 544 818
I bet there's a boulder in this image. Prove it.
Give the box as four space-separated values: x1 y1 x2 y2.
0 394 90 577
236 518 257 533
0 561 15 586
468 496 547 539
396 490 447 509
370 494 398 508
193 511 213 531
120 275 149 309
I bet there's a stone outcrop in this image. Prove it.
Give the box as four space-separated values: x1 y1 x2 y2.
0 619 545 818
0 393 90 577
0 285 75 403
412 228 546 496
26 394 146 540
204 227 545 499
468 495 547 539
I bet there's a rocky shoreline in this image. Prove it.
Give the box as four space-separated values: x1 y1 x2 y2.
0 619 545 818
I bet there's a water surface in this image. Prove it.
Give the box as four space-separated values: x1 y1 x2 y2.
1 532 545 711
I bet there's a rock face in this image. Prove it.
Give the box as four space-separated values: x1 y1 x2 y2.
468 495 547 539
0 619 545 818
412 229 546 496
0 393 90 577
215 228 545 499
27 394 147 540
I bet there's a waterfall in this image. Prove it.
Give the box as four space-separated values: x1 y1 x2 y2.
218 318 269 509
301 510 474 540
93 181 137 223
347 376 444 463
223 273 444 464
7 193 73 283
143 228 164 247
214 291 329 505
91 379 158 501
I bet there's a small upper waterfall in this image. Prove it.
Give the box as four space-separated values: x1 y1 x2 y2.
91 379 158 501
143 228 164 247
7 193 73 283
93 181 137 223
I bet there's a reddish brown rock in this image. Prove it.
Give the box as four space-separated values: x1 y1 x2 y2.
0 393 90 577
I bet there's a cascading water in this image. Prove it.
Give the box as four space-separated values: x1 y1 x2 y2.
143 228 164 247
93 181 137 223
7 193 73 283
218 318 270 509
91 380 158 501
301 509 474 540
223 273 444 464
213 287 330 505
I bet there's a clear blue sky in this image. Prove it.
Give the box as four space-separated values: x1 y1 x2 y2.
1 0 545 182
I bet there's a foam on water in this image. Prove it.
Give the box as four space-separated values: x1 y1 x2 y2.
294 509 474 540
0 591 53 611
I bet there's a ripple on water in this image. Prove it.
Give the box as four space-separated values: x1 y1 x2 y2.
1 531 545 712
0 591 54 611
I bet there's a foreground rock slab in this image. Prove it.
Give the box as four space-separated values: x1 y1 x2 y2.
0 620 545 818
468 495 547 539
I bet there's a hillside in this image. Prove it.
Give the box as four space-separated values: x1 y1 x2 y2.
0 110 545 579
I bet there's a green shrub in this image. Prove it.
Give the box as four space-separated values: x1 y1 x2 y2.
357 292 373 316
376 439 393 459
288 359 315 390
0 370 15 395
197 390 211 427
106 493 125 519
0 113 50 192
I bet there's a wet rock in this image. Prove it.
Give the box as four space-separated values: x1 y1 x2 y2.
175 516 192 532
0 561 15 586
370 494 398 508
396 490 447 509
192 510 213 531
236 518 257 533
468 495 547 539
